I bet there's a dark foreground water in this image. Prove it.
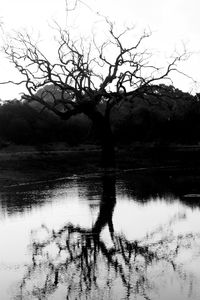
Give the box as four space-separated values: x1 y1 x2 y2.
1 169 200 300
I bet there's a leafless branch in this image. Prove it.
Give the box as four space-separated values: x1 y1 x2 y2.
0 19 191 123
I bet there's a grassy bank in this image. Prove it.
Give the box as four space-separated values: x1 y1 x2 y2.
1 143 200 188
0 144 101 188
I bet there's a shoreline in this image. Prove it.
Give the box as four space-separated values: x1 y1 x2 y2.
1 143 200 189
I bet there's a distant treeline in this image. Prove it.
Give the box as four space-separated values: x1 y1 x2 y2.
0 84 200 147
0 100 91 147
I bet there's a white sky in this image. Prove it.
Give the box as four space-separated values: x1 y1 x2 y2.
0 0 200 99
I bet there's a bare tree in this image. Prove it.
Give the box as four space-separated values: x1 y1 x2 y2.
1 19 188 167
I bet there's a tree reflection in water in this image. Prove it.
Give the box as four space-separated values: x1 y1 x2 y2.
18 174 200 300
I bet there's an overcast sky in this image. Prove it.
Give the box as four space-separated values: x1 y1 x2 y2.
0 0 200 99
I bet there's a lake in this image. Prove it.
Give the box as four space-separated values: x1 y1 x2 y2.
1 169 200 300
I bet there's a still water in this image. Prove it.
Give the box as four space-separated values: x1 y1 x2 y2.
1 170 200 300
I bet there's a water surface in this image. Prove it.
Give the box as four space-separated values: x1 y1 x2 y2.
1 170 200 299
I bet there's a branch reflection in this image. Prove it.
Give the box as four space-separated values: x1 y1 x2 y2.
18 174 200 300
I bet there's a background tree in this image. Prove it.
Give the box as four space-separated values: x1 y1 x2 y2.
1 19 189 166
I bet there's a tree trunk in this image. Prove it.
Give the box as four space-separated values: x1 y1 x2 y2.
101 121 115 168
85 107 116 168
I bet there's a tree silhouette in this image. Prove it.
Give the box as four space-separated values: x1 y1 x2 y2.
1 14 189 166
